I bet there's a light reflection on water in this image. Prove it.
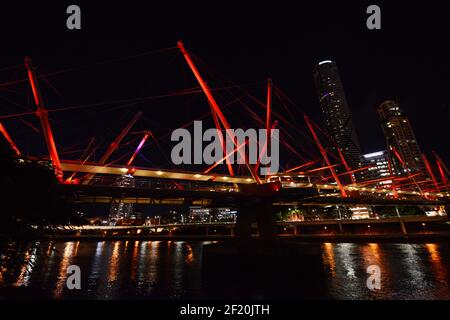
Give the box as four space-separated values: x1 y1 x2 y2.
1 241 450 299
321 242 450 299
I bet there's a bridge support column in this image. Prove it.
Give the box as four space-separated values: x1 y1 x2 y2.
235 205 253 241
258 201 277 241
337 221 343 233
236 199 277 242
395 206 408 237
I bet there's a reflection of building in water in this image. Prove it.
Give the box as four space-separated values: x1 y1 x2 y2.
109 174 135 220
323 243 336 277
55 242 75 298
424 244 448 285
108 241 121 283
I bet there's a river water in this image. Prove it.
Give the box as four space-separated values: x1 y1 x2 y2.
0 240 449 299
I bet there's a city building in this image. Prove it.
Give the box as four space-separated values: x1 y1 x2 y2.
188 206 211 223
313 60 362 172
349 206 372 219
188 206 237 223
376 100 426 175
360 150 393 188
214 208 237 221
109 174 135 220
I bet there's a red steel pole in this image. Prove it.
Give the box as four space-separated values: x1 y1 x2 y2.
285 161 315 173
391 147 424 196
127 131 151 166
253 120 278 175
25 57 63 181
433 151 450 176
337 147 356 184
177 41 261 183
0 122 21 156
435 159 448 187
81 112 141 184
422 154 440 192
386 155 399 199
304 115 347 197
266 78 272 150
99 112 142 164
204 140 248 174
209 102 234 176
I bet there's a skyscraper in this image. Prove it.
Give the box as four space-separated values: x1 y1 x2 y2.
313 60 361 171
376 100 426 175
360 150 393 188
109 174 135 221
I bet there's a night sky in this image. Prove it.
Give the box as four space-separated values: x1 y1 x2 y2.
0 1 449 172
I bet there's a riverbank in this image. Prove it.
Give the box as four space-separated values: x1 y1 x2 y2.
2 215 449 243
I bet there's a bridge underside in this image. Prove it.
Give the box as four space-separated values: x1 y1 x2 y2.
60 182 450 241
62 183 450 207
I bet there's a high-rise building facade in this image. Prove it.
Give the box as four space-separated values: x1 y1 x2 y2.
360 150 393 188
313 60 361 171
376 100 425 175
109 174 135 220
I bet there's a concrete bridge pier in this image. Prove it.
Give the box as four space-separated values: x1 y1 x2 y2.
337 221 343 233
235 199 277 241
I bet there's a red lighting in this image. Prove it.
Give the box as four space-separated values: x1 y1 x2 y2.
304 115 347 198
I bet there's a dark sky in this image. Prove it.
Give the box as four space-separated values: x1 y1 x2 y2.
0 1 449 170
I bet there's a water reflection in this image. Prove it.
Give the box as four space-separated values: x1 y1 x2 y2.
360 243 395 298
337 243 357 279
108 241 121 282
322 243 336 277
147 241 160 294
398 244 425 286
54 242 75 298
14 246 37 287
426 244 441 263
0 241 449 299
425 243 448 287
129 241 139 282
185 244 194 264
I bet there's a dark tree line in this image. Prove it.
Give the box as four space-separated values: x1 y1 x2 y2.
0 140 83 238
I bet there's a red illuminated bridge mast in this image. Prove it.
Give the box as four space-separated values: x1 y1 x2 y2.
25 57 63 181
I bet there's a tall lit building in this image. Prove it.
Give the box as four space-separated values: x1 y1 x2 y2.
313 60 361 171
109 174 135 220
376 100 425 175
360 150 393 188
